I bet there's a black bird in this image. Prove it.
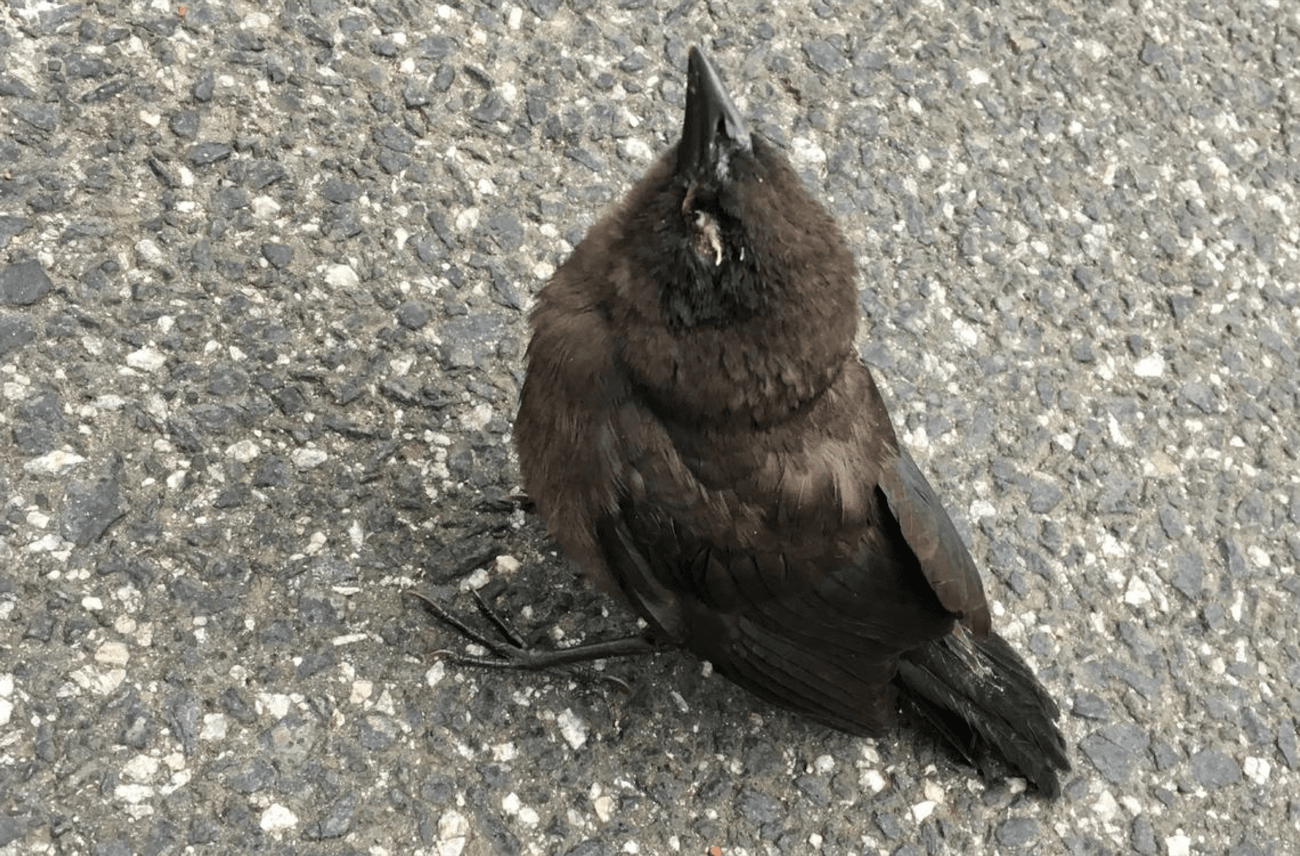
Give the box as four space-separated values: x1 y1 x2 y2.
420 47 1069 796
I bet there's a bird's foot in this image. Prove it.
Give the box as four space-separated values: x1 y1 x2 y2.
404 588 660 676
404 587 536 667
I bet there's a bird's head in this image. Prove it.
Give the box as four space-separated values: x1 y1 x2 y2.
624 48 853 336
607 47 859 423
652 47 763 329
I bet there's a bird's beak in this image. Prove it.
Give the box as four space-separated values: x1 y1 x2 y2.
676 47 752 182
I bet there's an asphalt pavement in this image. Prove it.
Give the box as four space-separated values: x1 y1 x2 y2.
1 1 1297 854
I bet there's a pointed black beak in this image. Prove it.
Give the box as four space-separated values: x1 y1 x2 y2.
676 47 752 182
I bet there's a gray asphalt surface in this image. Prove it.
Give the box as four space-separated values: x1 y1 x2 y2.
2 1 1297 854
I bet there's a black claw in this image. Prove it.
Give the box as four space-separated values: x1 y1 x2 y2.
473 491 534 514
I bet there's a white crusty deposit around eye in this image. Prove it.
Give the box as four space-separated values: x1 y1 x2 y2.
694 210 723 266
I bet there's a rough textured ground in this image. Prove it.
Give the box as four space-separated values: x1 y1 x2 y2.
1 1 1297 854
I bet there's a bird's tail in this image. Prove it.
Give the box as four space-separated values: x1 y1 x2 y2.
895 626 1070 797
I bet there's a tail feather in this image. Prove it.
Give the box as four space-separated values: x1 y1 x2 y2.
895 627 1070 797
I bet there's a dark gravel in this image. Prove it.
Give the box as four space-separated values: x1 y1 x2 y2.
1 1 1297 854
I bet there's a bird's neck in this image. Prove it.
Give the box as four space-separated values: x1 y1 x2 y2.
621 300 858 429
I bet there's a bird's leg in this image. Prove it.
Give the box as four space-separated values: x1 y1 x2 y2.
404 588 661 671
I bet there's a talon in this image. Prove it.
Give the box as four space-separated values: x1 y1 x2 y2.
602 675 632 694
